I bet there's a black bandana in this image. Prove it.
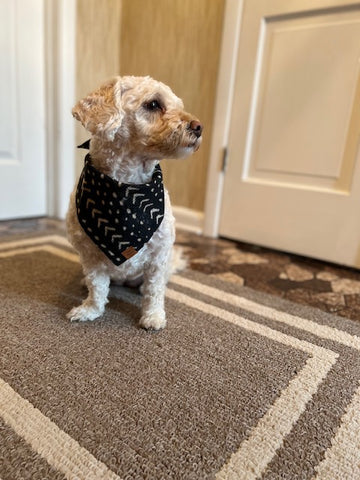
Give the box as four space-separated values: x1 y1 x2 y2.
75 149 165 265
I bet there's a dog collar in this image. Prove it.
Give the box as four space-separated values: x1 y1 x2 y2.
75 150 165 265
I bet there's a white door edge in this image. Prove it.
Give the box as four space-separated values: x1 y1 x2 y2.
203 0 244 238
45 0 76 220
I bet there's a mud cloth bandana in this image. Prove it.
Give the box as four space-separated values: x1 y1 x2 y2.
75 143 165 265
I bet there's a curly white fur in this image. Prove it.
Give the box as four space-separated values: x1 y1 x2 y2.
66 76 202 330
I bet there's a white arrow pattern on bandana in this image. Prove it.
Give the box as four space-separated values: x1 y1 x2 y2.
133 193 145 204
76 154 165 266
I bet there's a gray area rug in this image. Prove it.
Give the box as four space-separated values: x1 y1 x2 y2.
0 234 360 480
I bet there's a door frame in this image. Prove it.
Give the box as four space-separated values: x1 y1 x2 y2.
45 0 76 219
203 0 244 237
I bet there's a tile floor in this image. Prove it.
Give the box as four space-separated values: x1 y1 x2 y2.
2 217 360 322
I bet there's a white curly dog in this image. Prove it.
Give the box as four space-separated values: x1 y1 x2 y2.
66 76 202 330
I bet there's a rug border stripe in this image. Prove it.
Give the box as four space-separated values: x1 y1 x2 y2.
6 234 358 350
216 356 333 480
171 275 360 351
165 288 337 480
312 383 360 480
166 288 334 358
5 234 360 349
0 244 79 263
0 379 121 480
0 235 70 250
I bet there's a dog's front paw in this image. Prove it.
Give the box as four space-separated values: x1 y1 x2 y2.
139 310 166 331
67 304 103 322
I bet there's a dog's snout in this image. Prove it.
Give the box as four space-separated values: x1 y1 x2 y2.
189 120 203 138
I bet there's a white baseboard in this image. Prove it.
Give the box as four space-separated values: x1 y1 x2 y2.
172 206 204 234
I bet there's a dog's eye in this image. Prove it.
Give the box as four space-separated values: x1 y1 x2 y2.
144 100 163 112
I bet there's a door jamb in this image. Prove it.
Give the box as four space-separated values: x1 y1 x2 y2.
203 0 243 237
45 0 76 219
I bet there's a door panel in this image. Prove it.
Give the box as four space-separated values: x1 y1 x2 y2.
0 0 46 219
220 0 360 267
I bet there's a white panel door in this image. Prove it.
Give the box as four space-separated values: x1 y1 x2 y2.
0 0 46 219
220 0 360 268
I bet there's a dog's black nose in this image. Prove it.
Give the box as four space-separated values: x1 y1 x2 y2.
189 120 203 138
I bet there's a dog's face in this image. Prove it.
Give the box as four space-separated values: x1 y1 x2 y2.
72 76 203 159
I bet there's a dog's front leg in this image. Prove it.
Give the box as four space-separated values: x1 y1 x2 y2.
139 260 169 331
67 270 110 322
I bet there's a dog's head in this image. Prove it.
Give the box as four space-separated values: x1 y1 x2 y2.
72 76 203 159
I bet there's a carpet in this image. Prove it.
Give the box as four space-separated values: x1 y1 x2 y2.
0 234 360 480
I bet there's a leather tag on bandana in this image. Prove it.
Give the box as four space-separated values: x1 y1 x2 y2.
121 246 138 259
75 153 165 266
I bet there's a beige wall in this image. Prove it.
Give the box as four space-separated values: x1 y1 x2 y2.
75 0 122 174
120 0 225 212
76 0 225 211
76 0 122 99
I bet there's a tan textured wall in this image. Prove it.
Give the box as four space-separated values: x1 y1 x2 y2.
120 0 225 211
75 0 122 174
76 0 122 98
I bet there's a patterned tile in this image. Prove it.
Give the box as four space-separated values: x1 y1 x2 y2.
175 230 360 323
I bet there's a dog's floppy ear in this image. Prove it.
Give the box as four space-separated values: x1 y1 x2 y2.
72 77 124 140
